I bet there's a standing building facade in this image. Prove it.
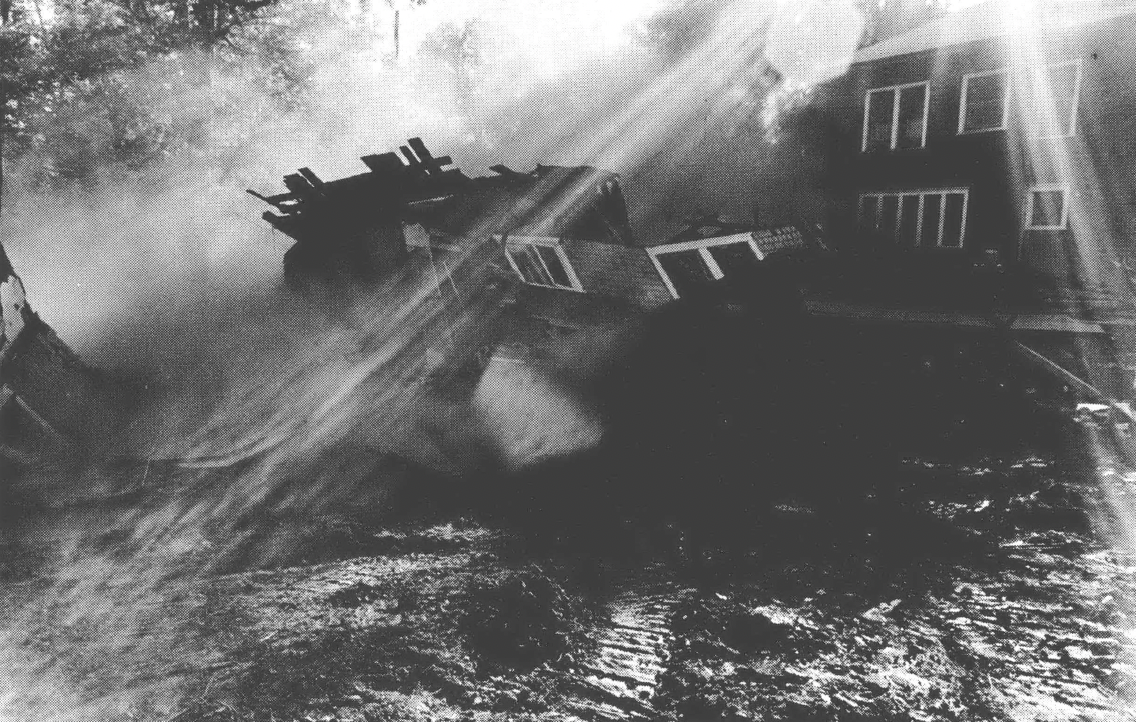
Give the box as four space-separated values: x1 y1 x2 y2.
808 1 1136 311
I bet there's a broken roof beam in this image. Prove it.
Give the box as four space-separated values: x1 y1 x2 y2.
490 164 525 180
261 211 302 237
282 173 321 197
404 138 454 176
408 138 452 171
247 189 301 213
400 144 423 168
407 137 432 162
297 167 324 187
400 145 428 180
361 152 406 175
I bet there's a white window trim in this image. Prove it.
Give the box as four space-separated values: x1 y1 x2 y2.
859 188 970 248
1025 184 1070 230
861 80 930 152
1033 59 1083 139
958 67 1011 134
646 232 763 300
500 235 586 292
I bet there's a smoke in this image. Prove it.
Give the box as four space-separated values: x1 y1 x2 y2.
0 0 876 718
1 242 514 719
0 0 868 445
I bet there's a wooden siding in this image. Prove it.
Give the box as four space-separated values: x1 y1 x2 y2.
812 12 1136 291
560 239 673 310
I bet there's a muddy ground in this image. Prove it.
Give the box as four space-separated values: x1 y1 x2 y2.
4 432 1136 722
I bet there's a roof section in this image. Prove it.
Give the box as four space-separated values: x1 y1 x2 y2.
497 165 633 244
253 141 634 248
655 214 755 246
852 0 1136 64
559 238 673 310
752 227 810 257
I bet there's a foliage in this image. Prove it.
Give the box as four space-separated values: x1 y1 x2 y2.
0 0 333 190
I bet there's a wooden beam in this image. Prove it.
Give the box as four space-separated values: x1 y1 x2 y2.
297 167 324 187
400 145 424 169
407 137 432 162
12 394 68 444
490 164 525 180
282 174 315 195
1014 342 1107 402
246 189 297 209
361 152 405 174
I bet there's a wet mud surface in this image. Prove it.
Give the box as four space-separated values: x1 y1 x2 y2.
5 447 1134 721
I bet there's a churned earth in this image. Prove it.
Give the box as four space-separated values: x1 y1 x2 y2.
4 436 1134 722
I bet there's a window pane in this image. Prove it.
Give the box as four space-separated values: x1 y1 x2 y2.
1030 189 1066 228
899 195 920 246
1037 63 1078 136
709 242 761 278
865 89 895 151
920 193 942 246
879 195 900 242
535 245 572 287
963 72 1007 132
859 196 880 233
896 85 927 149
658 250 715 298
509 246 550 285
942 193 966 247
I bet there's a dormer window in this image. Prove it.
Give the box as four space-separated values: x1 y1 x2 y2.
647 233 763 299
959 68 1010 133
503 237 584 291
862 81 929 152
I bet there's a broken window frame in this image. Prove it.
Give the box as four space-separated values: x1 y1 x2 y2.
861 80 930 152
1025 184 1069 230
646 233 764 299
501 236 585 292
958 68 1011 134
859 188 969 248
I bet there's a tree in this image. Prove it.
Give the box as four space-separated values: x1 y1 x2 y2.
0 0 331 188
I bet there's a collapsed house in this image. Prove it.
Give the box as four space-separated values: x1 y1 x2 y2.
249 139 814 355
249 138 1136 471
0 242 114 465
250 138 632 285
249 141 824 469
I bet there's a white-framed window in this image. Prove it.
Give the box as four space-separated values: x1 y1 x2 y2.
1025 184 1069 230
501 236 585 292
646 233 764 299
1029 59 1083 138
959 68 1010 134
862 81 930 152
958 60 1082 137
859 189 969 248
